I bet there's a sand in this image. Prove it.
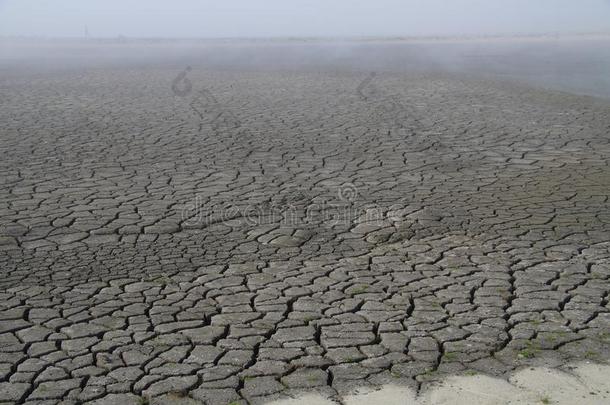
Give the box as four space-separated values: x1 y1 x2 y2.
268 362 610 405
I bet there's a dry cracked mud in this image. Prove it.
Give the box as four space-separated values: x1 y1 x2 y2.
1 63 610 404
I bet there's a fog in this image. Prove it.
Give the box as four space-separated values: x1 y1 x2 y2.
1 0 610 38
1 1 610 99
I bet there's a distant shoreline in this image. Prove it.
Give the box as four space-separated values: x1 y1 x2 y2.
2 32 610 45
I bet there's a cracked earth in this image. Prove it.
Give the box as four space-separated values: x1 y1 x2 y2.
1 64 609 404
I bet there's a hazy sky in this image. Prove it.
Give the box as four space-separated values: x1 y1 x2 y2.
1 0 609 38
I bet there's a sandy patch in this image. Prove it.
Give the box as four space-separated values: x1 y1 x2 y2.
267 362 610 405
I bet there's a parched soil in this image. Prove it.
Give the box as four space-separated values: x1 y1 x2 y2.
1 62 609 404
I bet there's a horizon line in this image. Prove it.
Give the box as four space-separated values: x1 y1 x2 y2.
2 31 610 42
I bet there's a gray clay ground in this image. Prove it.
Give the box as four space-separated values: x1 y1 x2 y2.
1 49 610 404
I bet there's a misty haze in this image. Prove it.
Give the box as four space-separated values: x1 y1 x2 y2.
1 1 610 405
